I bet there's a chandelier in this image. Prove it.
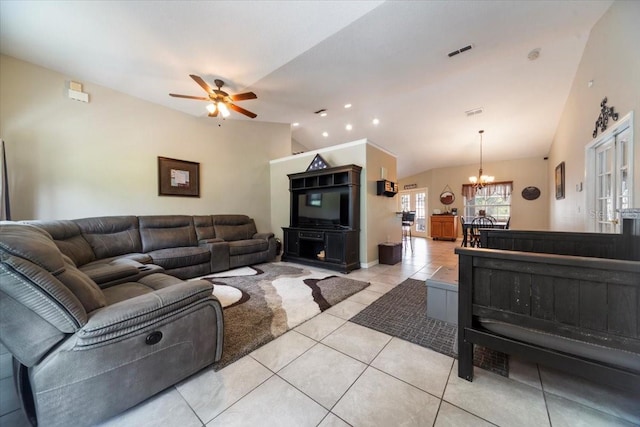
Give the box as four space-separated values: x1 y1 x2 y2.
469 130 494 188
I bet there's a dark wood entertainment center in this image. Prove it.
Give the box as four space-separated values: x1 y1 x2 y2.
282 164 362 273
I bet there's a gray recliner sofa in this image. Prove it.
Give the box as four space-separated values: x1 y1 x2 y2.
25 214 276 285
0 223 225 427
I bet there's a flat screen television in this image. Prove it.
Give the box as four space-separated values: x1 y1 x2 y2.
292 189 350 229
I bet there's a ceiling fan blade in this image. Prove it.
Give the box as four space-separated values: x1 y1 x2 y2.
169 93 209 101
228 103 257 119
208 110 219 118
190 74 214 93
230 92 257 101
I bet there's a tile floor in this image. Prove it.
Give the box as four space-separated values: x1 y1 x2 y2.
1 238 638 427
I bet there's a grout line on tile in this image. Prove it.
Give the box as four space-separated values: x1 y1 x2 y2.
537 364 554 427
440 362 500 426
200 366 276 425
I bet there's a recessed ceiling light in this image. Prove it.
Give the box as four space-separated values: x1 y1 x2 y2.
346 124 353 131
322 131 329 137
372 118 380 125
292 122 300 127
344 103 352 109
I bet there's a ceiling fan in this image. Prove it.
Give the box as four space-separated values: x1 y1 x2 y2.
169 74 257 119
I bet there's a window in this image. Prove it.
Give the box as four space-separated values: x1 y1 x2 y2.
462 182 512 221
400 193 411 212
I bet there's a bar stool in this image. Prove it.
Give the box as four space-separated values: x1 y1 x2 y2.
401 211 415 252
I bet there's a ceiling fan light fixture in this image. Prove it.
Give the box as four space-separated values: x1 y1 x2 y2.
218 102 230 118
170 75 257 119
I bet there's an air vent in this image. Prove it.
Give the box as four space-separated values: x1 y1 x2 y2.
448 44 473 58
465 107 484 117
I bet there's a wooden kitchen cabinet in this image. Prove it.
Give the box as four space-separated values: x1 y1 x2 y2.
430 215 459 241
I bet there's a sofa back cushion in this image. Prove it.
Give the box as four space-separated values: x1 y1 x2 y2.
0 223 108 322
0 224 109 365
139 215 197 252
75 216 142 259
212 215 257 241
193 215 215 241
24 220 96 266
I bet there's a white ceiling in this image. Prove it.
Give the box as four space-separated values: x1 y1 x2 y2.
0 0 612 178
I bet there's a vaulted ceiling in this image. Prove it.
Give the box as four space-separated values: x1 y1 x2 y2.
0 1 613 178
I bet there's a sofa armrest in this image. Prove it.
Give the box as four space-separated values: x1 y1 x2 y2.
253 232 274 240
200 240 230 273
76 280 215 346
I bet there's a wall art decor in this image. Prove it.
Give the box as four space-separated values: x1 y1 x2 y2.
555 162 565 200
439 184 455 205
158 156 200 197
593 97 618 138
521 186 541 201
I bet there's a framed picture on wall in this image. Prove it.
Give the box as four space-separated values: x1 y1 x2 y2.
555 161 565 200
158 156 200 197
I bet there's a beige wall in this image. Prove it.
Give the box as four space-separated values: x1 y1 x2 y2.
400 156 549 235
364 143 399 262
291 137 309 154
548 1 640 231
270 139 399 266
0 55 291 232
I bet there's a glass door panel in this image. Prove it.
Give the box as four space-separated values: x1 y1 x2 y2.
398 189 427 238
592 125 631 233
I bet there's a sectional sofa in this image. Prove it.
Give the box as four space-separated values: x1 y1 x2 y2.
0 214 275 426
25 214 277 286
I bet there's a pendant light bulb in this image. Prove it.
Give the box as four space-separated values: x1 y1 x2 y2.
218 102 230 118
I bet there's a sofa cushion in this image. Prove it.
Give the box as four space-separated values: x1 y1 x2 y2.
228 239 268 256
56 262 107 313
75 216 142 259
0 224 103 324
212 215 258 241
193 215 216 241
146 246 210 270
24 220 96 267
214 224 257 241
101 273 185 305
139 215 197 252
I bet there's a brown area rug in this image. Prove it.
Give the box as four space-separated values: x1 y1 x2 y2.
197 263 370 371
350 278 509 377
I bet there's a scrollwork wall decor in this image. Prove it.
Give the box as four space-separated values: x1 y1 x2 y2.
593 97 619 138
